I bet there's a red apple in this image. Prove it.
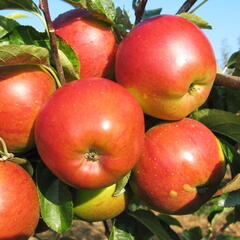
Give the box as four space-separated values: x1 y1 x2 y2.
53 8 117 80
0 65 56 153
115 15 216 120
0 161 39 239
35 78 145 189
73 184 128 221
130 118 226 215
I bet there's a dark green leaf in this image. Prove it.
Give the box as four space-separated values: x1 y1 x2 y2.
63 0 116 24
128 210 177 240
178 13 212 29
114 171 131 197
0 44 50 66
0 15 20 38
109 213 153 240
181 226 203 240
36 163 73 233
157 214 182 228
224 189 240 207
190 109 240 143
142 8 162 20
0 0 42 17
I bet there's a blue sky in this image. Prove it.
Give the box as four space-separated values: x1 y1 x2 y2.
1 0 239 67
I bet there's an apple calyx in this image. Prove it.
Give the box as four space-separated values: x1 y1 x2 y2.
188 82 201 95
84 149 101 162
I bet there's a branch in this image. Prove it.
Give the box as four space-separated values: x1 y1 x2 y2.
214 73 240 90
39 0 66 86
176 0 198 14
133 0 148 25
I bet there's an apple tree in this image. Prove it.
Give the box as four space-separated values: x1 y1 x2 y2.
0 0 240 239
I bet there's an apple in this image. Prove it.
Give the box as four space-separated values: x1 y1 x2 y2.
53 8 117 80
0 161 39 239
130 118 226 215
0 65 56 153
115 15 216 120
34 77 145 189
73 184 128 221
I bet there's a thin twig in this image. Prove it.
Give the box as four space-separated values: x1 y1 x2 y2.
214 73 240 90
103 220 112 237
39 0 66 86
176 0 198 14
133 0 149 25
189 0 209 13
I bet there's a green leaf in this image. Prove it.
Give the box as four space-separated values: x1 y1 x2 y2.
1 25 80 80
227 51 240 69
36 163 73 233
114 171 131 197
0 44 50 66
127 210 177 240
114 7 133 39
5 12 30 20
142 8 162 20
63 0 116 24
0 15 20 38
56 36 80 80
178 12 212 29
219 139 235 164
0 0 42 17
181 226 203 240
115 7 133 30
190 109 240 143
213 174 240 198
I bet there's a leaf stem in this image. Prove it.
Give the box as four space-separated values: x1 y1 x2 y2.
133 0 149 25
176 0 198 14
39 0 66 86
0 137 14 161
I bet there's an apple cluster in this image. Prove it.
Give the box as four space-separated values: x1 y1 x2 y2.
0 8 226 238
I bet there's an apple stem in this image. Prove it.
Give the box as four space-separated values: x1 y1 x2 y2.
39 0 66 86
133 0 149 25
0 137 14 161
176 0 198 14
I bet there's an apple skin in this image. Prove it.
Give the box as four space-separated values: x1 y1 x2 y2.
115 15 216 120
0 65 56 153
0 161 40 239
73 184 128 222
35 77 145 189
53 8 117 80
130 118 226 215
